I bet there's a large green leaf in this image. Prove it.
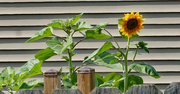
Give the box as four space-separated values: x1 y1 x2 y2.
74 22 93 31
46 38 64 55
14 59 43 82
35 47 57 61
19 79 42 89
113 75 143 93
118 19 139 41
47 20 65 29
69 13 83 25
83 41 113 63
129 62 161 78
104 72 123 82
92 51 123 70
0 67 15 85
85 30 111 39
26 27 54 43
13 59 43 91
63 35 73 51
95 73 104 87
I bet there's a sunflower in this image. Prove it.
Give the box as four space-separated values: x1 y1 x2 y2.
119 12 145 38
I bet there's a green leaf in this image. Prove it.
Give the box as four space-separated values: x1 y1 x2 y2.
83 41 113 63
35 47 57 61
71 73 77 85
138 41 149 53
47 20 65 29
104 72 123 82
71 85 78 89
26 27 54 43
95 77 99 87
46 36 73 55
85 30 111 39
69 13 83 25
97 22 109 28
74 22 93 31
120 32 139 41
62 78 73 89
13 59 43 91
99 80 113 87
95 73 104 87
46 37 64 55
129 62 161 78
59 68 63 73
19 79 41 89
62 56 69 61
63 35 73 51
143 46 149 53
113 75 143 93
92 51 123 70
1 67 15 85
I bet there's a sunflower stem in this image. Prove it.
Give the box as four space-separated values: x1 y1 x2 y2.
124 38 130 94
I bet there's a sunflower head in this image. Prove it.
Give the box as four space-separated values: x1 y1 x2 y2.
119 12 145 38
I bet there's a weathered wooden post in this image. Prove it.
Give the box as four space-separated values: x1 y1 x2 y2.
43 69 61 94
77 66 95 94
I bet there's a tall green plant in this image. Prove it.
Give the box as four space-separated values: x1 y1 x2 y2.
84 12 161 93
26 13 111 88
0 59 43 94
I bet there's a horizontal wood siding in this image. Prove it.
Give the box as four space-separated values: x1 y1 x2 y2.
0 0 180 91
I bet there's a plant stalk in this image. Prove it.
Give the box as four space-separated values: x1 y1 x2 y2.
124 38 130 94
68 49 73 80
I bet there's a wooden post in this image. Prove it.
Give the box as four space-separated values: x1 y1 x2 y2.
77 66 95 94
43 69 61 94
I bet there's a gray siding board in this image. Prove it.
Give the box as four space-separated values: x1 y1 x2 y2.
0 2 180 14
1 13 180 26
0 49 179 62
0 25 180 38
0 37 179 50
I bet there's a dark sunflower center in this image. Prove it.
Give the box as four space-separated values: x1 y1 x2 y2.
127 19 138 30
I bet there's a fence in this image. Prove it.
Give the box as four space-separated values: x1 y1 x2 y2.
1 67 180 94
13 83 180 94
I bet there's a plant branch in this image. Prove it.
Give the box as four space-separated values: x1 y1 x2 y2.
73 63 93 74
54 35 66 42
104 29 125 56
128 46 139 73
72 38 86 49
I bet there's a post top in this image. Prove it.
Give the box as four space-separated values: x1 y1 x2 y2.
43 69 60 76
77 66 95 73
